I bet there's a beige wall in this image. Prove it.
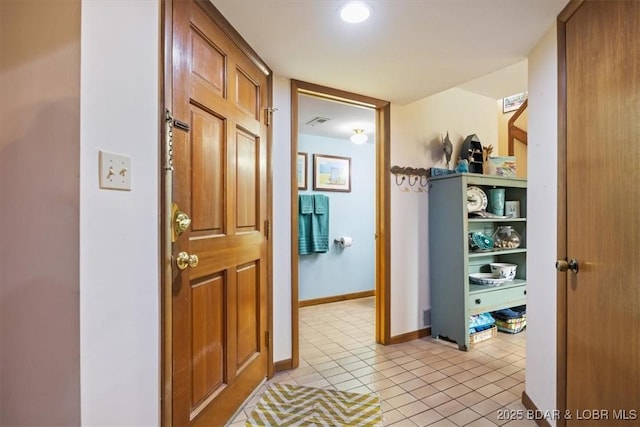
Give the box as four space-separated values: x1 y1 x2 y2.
0 0 81 424
390 87 499 335
270 85 501 353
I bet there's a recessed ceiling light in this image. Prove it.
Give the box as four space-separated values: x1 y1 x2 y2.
339 2 371 24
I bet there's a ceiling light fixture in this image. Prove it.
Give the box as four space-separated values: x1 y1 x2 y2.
350 129 368 144
339 2 371 24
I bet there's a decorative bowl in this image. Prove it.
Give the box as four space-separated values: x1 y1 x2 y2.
469 273 510 286
490 263 517 280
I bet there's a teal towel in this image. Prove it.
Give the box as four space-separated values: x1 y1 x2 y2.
314 194 328 214
299 194 314 214
298 195 313 255
311 195 329 253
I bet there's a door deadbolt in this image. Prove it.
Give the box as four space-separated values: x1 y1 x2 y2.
556 258 579 274
171 203 192 242
176 252 199 270
175 211 191 233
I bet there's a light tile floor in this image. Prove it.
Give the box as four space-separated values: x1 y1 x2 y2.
229 297 535 426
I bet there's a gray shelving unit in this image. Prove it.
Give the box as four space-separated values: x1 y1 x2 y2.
428 173 527 351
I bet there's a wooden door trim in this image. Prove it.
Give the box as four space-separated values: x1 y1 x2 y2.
556 3 583 427
290 80 391 370
160 1 274 424
265 72 274 379
290 81 300 369
556 10 568 427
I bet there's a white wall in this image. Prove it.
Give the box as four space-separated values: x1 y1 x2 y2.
390 88 499 335
525 22 558 423
80 1 160 425
272 76 292 362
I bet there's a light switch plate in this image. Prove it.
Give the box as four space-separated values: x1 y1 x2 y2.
99 150 131 191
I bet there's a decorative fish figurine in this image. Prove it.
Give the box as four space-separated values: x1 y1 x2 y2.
442 131 453 169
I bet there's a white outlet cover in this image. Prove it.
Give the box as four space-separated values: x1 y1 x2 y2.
99 150 132 191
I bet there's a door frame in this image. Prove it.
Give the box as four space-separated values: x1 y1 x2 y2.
556 2 584 427
289 80 391 369
160 0 274 425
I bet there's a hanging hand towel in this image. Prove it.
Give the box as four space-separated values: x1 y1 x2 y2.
299 194 314 214
298 195 314 255
314 193 328 214
311 194 330 253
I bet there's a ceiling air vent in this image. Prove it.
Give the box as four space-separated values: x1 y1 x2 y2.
305 116 330 126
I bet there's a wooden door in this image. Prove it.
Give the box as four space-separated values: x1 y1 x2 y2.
170 1 270 425
564 1 640 425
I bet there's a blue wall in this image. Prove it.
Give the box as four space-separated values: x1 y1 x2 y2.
298 134 375 301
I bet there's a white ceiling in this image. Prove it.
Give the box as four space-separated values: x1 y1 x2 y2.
211 0 568 105
298 93 376 142
296 59 528 142
210 0 565 141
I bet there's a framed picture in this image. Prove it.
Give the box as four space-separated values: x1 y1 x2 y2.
486 156 516 177
313 154 351 192
297 152 308 190
502 92 527 113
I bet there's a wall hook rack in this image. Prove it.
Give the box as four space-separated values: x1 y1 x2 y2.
390 165 429 190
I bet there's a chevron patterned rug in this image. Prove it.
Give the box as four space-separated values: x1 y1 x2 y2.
246 383 383 426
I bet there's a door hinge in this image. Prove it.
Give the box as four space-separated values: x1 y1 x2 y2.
265 330 271 348
264 107 278 126
264 219 271 240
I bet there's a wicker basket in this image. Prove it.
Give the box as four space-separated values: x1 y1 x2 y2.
495 317 526 334
470 325 497 346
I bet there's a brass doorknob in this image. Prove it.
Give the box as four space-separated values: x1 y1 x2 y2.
556 258 579 274
555 260 569 271
176 252 199 270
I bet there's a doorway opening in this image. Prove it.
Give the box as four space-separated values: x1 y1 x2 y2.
297 92 375 306
289 80 391 369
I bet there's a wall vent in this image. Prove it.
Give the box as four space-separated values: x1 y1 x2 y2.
305 116 330 126
423 308 431 327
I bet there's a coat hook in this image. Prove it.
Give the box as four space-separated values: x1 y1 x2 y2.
392 165 431 191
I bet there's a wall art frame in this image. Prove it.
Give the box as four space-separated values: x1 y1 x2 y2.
313 153 351 192
297 152 308 190
503 92 527 113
